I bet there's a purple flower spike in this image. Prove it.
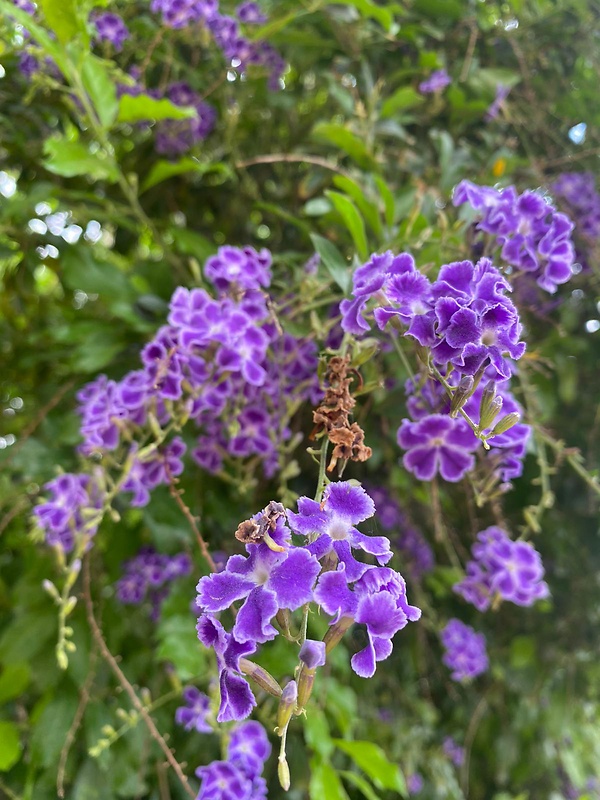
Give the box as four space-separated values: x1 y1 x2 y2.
34 473 104 552
443 736 465 767
419 69 451 94
299 639 326 669
227 720 272 778
175 687 213 733
441 619 488 682
196 616 257 722
397 414 478 482
287 481 391 581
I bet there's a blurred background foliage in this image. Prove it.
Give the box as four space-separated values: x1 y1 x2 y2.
1 0 600 799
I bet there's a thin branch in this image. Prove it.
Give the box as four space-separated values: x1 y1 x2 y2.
460 20 478 82
460 695 488 798
236 153 351 178
57 645 99 798
163 461 217 573
82 557 196 799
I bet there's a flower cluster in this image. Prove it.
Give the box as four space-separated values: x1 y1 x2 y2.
453 180 576 294
116 546 192 619
440 619 488 682
454 526 549 610
195 484 420 721
419 69 451 94
155 82 216 157
342 252 525 380
34 473 104 552
150 0 285 89
403 370 531 484
75 245 320 485
196 720 271 800
93 12 130 51
175 687 213 733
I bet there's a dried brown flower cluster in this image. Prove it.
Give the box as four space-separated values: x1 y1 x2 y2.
311 355 372 473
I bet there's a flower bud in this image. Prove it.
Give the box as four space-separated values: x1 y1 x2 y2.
278 756 291 792
239 658 283 698
490 412 521 436
43 579 60 603
299 639 326 670
296 666 315 712
479 396 503 431
277 680 298 732
323 616 354 653
479 380 497 421
450 376 475 417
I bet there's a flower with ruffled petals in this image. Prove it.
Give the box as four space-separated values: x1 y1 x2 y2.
196 515 320 645
287 481 391 582
227 720 271 778
196 616 257 722
397 414 478 482
314 565 421 677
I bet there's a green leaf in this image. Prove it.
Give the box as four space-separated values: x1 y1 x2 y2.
156 615 205 680
341 0 399 30
141 158 232 193
170 227 217 261
31 692 79 769
43 136 119 182
312 123 376 170
117 94 197 125
333 740 407 794
0 663 31 705
374 175 395 226
325 190 369 261
309 759 350 800
310 234 350 293
39 0 82 43
0 721 21 771
303 707 334 761
341 771 382 800
381 86 424 118
81 55 118 129
332 176 383 237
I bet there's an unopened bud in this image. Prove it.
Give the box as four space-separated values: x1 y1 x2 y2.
296 666 316 712
278 756 291 792
56 647 68 670
43 579 60 603
479 396 503 431
323 616 354 654
479 380 497 421
63 595 77 617
490 412 521 436
239 658 283 698
450 376 475 417
277 681 298 732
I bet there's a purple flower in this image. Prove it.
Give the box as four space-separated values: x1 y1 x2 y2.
204 245 272 293
175 687 213 733
407 773 424 794
34 473 104 552
287 481 392 582
441 619 488 681
155 82 216 156
236 1 267 24
195 761 254 800
93 12 130 51
443 736 465 767
196 514 321 645
196 615 257 722
299 639 326 669
314 565 421 677
227 720 271 778
419 69 451 94
454 527 550 610
116 546 192 619
397 414 478 482
121 437 186 508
